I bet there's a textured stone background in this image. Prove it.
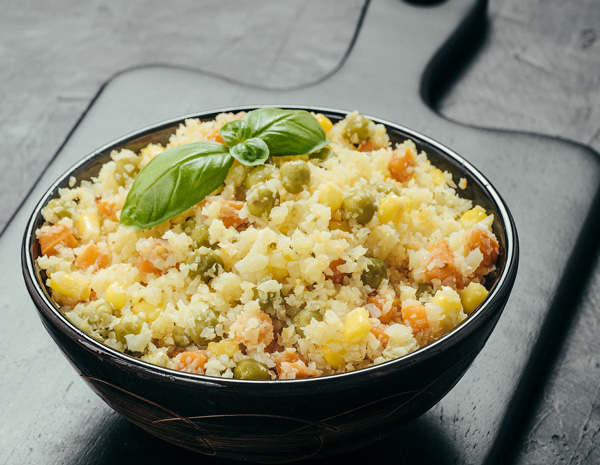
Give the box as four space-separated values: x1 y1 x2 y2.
1 1 598 463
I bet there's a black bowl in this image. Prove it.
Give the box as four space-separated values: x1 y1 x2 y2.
22 106 518 462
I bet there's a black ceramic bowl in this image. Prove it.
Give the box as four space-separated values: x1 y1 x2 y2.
22 106 518 463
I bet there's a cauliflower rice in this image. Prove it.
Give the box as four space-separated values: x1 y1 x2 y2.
36 111 500 380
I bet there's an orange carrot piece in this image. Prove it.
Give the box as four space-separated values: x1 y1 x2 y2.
219 200 246 228
358 140 380 152
96 197 119 219
38 223 78 256
387 147 415 183
203 197 247 229
367 295 402 324
76 244 110 270
468 228 500 275
370 323 389 348
176 350 208 373
424 241 464 288
136 256 162 275
401 304 429 333
276 351 314 379
327 258 346 284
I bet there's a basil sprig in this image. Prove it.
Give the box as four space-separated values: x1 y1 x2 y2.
120 108 329 229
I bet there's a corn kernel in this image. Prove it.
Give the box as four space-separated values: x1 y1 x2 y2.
50 272 90 300
329 220 350 232
432 290 462 315
343 307 371 343
460 206 487 228
105 283 127 310
378 195 408 226
316 114 333 134
322 340 346 369
460 282 489 314
132 300 160 322
431 169 446 186
77 212 100 243
319 183 344 211
207 340 240 357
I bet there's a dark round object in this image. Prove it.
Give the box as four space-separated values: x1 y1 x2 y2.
22 106 518 463
361 257 387 289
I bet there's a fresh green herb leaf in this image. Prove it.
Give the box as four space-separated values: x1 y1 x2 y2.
120 142 232 229
245 108 329 156
220 119 252 147
229 137 270 166
119 108 333 230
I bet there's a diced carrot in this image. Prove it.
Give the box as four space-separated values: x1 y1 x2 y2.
176 350 208 374
207 128 225 144
38 223 78 256
275 350 300 375
203 197 247 229
75 244 110 270
370 323 389 348
367 295 402 324
468 228 500 275
220 200 246 229
136 239 168 276
358 140 381 152
401 304 429 333
137 256 162 275
327 258 346 284
276 350 315 379
231 312 274 346
387 147 415 183
96 197 119 219
424 241 464 288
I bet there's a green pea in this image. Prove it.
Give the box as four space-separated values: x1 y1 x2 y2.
46 198 73 220
292 308 323 337
309 146 332 162
233 359 271 380
187 249 224 283
253 287 284 311
361 257 387 290
344 113 374 143
182 219 196 233
188 309 219 346
341 190 376 225
281 160 311 194
245 164 278 189
190 224 210 247
374 181 401 196
114 155 141 186
173 326 190 347
246 183 279 218
114 315 143 345
416 283 434 298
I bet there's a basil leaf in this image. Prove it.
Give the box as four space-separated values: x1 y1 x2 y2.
120 142 232 229
220 119 252 147
229 137 270 166
245 108 329 156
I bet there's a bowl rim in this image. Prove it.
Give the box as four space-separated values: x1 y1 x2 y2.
22 104 519 389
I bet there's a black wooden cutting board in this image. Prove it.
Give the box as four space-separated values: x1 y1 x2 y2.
2 1 599 463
